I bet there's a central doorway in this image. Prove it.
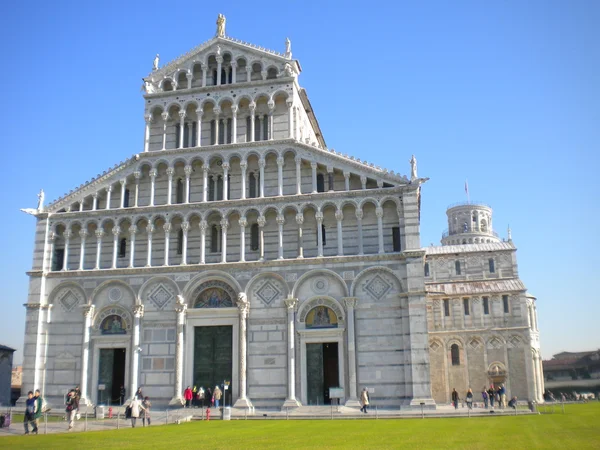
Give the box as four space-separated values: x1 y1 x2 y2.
194 326 233 405
97 348 126 405
306 342 339 405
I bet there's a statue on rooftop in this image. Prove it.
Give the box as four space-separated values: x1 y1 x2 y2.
37 189 45 212
285 37 292 58
216 14 226 37
409 154 418 180
153 54 159 71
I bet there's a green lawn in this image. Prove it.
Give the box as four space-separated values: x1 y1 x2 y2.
2 403 599 449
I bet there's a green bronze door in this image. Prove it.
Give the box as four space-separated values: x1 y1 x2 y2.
193 326 233 397
306 343 324 405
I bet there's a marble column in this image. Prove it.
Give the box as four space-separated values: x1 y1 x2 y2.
170 296 187 405
316 212 324 257
166 168 174 205
295 156 302 195
79 305 95 405
327 168 334 191
277 156 284 196
178 112 186 148
335 210 344 256
163 223 171 266
276 215 285 260
149 170 157 206
78 230 87 270
249 103 256 142
231 61 237 84
216 56 223 85
311 162 318 193
186 72 192 89
201 66 207 87
111 226 120 269
94 229 104 269
221 219 228 263
376 207 385 254
130 305 144 400
258 116 264 141
286 100 294 139
222 163 230 201
268 102 275 140
344 171 350 191
258 215 266 261
213 109 221 145
356 210 364 255
161 112 169 150
133 172 140 207
343 297 360 407
105 186 112 210
234 293 252 409
239 217 247 262
199 220 207 264
92 193 98 211
119 179 126 209
231 106 238 144
202 167 209 202
128 226 137 268
184 165 192 204
282 298 301 408
259 158 265 198
240 161 247 199
360 175 367 190
296 214 304 259
196 109 203 146
144 114 152 152
145 225 154 267
62 231 71 271
180 222 189 265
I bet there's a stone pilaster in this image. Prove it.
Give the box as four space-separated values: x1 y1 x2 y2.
234 293 252 409
282 297 301 409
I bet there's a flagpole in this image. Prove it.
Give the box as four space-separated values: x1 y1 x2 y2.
465 180 470 204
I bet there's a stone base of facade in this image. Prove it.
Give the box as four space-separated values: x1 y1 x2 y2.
344 398 361 408
233 397 253 409
409 397 437 409
281 398 302 409
169 396 185 407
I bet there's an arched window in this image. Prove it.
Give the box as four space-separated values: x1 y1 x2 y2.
216 176 223 201
249 172 257 198
392 227 401 252
316 174 325 193
254 115 262 141
118 238 127 258
183 123 190 148
52 248 64 271
488 258 495 273
226 118 232 144
451 344 460 366
175 123 181 149
210 120 216 145
177 229 183 255
262 115 269 140
266 68 278 80
176 179 184 204
123 189 130 208
317 224 326 246
424 262 430 277
212 69 218 86
246 116 252 141
250 223 259 251
210 225 220 253
208 175 215 201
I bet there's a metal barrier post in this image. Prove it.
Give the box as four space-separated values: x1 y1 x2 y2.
44 412 48 434
376 405 378 419
117 411 120 429
166 409 169 425
84 408 88 432
420 402 425 419
562 402 565 414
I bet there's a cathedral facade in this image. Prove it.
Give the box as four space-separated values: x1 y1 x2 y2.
19 18 543 410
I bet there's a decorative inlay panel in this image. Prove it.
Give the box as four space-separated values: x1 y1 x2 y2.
364 275 392 300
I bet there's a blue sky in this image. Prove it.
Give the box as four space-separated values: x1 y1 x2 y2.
0 1 598 362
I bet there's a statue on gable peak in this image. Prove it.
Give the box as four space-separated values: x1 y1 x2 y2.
216 14 226 37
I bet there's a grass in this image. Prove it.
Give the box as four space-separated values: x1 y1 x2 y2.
2 402 599 449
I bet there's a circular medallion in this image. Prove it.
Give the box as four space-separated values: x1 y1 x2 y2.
312 277 329 294
108 287 123 303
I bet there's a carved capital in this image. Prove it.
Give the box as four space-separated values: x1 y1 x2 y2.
134 171 141 180
181 221 190 233
213 107 221 116
311 162 318 169
239 161 247 170
220 218 229 229
106 185 113 193
296 214 304 225
166 167 175 177
161 112 169 121
231 105 238 114
133 304 145 318
343 171 350 179
276 215 285 226
199 220 208 232
326 166 334 174
129 225 138 235
175 295 187 314
343 297 358 309
146 224 154 234
112 226 121 237
360 175 367 184
295 156 302 165
202 166 210 174
149 169 157 179
377 179 384 188
257 216 266 227
82 304 95 319
315 212 324 222
185 72 193 80
63 230 72 240
267 100 275 111
249 102 256 112
144 114 153 124
95 229 105 239
79 230 88 239
355 210 364 220
120 179 126 186
221 162 230 171
335 210 344 221
376 207 384 218
284 297 298 311
258 158 266 169
184 165 192 177
163 223 172 233
238 217 247 228
196 108 204 118
276 156 284 166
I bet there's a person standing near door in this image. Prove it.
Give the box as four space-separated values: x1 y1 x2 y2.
213 386 222 408
119 386 126 405
184 386 193 408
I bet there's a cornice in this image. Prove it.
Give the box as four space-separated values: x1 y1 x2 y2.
26 252 408 279
428 326 530 334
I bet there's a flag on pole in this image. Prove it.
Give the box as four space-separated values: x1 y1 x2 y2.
465 180 470 203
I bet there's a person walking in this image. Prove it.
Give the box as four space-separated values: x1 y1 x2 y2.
184 386 193 408
198 386 205 408
65 390 78 431
466 388 473 409
213 386 222 408
360 387 370 413
135 387 144 401
33 389 43 431
24 391 38 435
499 384 507 409
119 386 126 405
130 396 145 428
451 388 459 409
482 387 489 409
487 385 495 408
142 397 152 426
205 388 212 408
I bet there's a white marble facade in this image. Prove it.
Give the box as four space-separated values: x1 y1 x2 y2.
19 18 541 410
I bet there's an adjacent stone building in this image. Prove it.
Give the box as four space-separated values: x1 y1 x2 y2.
19 16 543 410
0 345 16 406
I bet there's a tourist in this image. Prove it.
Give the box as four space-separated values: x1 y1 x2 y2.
508 396 518 409
65 390 78 431
135 387 144 400
360 387 370 413
487 385 495 408
142 396 151 426
213 385 222 408
205 388 212 407
119 386 126 405
498 384 507 409
451 388 459 409
184 386 193 408
198 386 205 408
130 396 145 427
192 386 198 407
466 388 473 409
33 389 43 430
23 391 37 435
482 387 489 408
